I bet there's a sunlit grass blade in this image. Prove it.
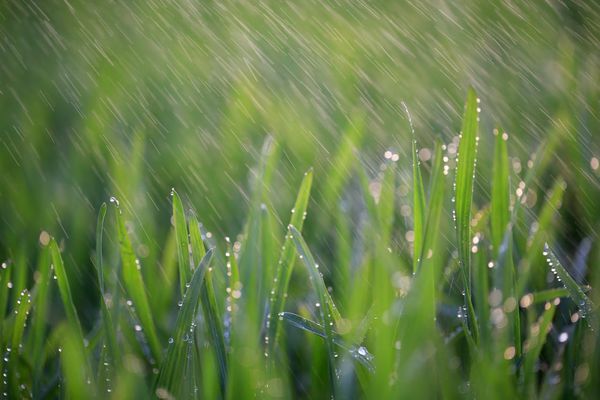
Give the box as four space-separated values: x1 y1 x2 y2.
453 87 480 342
114 204 162 362
543 244 597 327
280 312 374 372
189 215 227 395
289 225 337 397
266 168 313 355
172 190 192 295
490 128 520 355
157 248 213 399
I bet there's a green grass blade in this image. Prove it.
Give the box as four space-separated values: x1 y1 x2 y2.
403 102 426 273
172 189 191 296
490 128 520 355
61 326 94 399
94 203 119 366
522 302 556 396
189 215 227 395
280 312 374 372
289 225 338 397
8 289 32 398
49 238 85 350
544 244 596 326
453 87 480 342
114 204 162 363
266 168 313 355
157 249 213 399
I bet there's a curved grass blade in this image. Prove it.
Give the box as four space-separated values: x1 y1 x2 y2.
280 312 374 372
289 225 338 397
453 87 480 342
543 244 596 327
49 238 85 351
189 215 227 395
172 190 191 296
157 249 213 399
114 204 162 362
265 169 313 355
7 289 32 398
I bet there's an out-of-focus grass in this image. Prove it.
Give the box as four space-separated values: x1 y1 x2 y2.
1 1 600 399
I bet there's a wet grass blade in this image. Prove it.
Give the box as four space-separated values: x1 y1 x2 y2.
543 244 596 327
289 225 338 398
403 102 426 273
172 190 191 295
189 215 227 395
157 249 213 399
454 87 480 342
94 203 119 366
7 289 32 398
114 205 162 362
280 312 374 372
49 238 86 351
266 169 313 355
490 129 520 355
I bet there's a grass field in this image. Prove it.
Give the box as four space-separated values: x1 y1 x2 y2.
1 1 600 399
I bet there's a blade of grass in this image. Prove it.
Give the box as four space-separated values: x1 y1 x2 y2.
490 128 521 356
289 225 338 398
402 102 426 273
453 87 480 342
172 190 191 296
114 203 162 362
265 168 313 355
157 249 213 399
94 203 119 367
522 302 556 396
280 312 374 372
543 244 596 327
189 215 227 396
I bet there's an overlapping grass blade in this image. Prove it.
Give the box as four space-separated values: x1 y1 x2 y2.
280 312 374 372
114 204 162 362
289 225 338 397
266 169 313 354
453 87 480 342
7 289 32 398
157 249 213 399
189 214 227 395
543 244 596 326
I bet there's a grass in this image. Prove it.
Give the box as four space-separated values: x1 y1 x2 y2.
0 87 598 399
1 3 600 398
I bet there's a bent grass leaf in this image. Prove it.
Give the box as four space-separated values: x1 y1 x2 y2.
280 312 374 372
172 190 191 295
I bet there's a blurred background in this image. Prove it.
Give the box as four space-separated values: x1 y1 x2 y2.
1 1 599 324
